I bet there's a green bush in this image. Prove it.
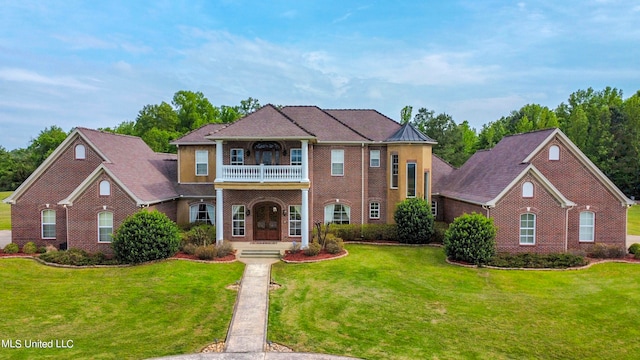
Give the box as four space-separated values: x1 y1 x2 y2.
431 222 449 244
182 243 197 255
184 224 216 246
304 241 322 256
636 251 640 260
194 245 217 260
361 224 398 241
332 224 361 241
39 249 115 266
488 253 587 268
444 212 496 265
628 243 640 255
112 210 181 264
215 241 234 258
394 198 435 244
325 236 345 254
22 241 38 254
3 243 19 254
587 243 626 259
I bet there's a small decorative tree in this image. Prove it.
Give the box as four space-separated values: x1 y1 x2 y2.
394 197 435 244
112 210 180 264
444 212 497 265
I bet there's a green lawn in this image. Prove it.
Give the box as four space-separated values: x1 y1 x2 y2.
270 245 640 359
628 205 640 235
0 191 11 230
0 259 244 359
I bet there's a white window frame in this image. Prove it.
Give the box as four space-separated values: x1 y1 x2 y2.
324 204 351 224
288 205 302 237
195 150 208 176
290 148 302 166
579 211 595 242
189 203 215 225
390 154 399 189
522 181 534 198
431 201 438 217
232 205 245 237
406 162 417 198
331 149 344 176
75 144 86 159
98 211 113 243
519 213 536 245
369 202 380 219
230 148 244 165
41 209 56 239
99 180 111 196
370 150 380 167
549 145 560 161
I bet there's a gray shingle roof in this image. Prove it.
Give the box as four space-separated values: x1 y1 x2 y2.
385 123 437 143
172 123 227 145
437 129 556 204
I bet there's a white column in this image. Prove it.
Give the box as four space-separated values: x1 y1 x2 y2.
301 139 309 182
301 188 309 249
215 140 223 182
216 188 224 245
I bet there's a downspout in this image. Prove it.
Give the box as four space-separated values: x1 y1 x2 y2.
64 204 69 250
482 205 491 218
564 205 574 252
361 143 365 227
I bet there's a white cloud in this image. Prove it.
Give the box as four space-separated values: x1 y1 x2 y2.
0 68 99 90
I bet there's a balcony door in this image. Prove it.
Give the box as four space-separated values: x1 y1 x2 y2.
253 202 280 241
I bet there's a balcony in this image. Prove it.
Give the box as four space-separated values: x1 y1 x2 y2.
219 164 304 182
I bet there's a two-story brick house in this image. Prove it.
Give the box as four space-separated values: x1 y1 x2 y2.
4 106 633 255
5 105 435 252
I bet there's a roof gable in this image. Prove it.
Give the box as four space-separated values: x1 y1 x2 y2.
206 104 314 140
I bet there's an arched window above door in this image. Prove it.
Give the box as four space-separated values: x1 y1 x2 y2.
253 142 281 165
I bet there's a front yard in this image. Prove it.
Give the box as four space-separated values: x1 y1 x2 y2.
270 245 640 359
0 259 244 359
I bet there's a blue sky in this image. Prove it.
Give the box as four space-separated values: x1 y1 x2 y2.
1 0 639 150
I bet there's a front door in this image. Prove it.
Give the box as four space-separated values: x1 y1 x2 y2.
253 202 280 240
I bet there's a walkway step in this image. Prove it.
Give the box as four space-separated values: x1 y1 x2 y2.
240 249 281 258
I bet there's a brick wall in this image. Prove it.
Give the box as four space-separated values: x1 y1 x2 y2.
367 146 387 223
530 138 627 249
11 137 103 248
441 198 485 223
490 175 567 254
311 144 365 225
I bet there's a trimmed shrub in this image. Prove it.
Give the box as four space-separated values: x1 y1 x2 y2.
361 224 398 241
45 244 58 253
587 243 626 259
303 241 321 256
333 224 361 241
195 245 217 260
112 210 181 264
488 253 587 268
325 235 345 254
636 251 640 260
394 198 435 244
289 241 301 253
182 243 197 255
215 241 234 258
22 241 38 254
628 243 640 255
3 243 19 254
39 249 114 266
444 212 496 265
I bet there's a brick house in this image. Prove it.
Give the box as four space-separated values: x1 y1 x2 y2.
5 105 435 252
432 128 634 253
4 106 633 254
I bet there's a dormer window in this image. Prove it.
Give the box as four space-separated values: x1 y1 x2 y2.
522 181 534 198
75 144 86 159
549 145 560 161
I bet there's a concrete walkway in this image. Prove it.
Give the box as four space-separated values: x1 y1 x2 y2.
149 257 359 360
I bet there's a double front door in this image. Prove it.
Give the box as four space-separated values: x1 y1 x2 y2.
253 202 280 240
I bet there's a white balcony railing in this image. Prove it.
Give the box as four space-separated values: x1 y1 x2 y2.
220 164 303 182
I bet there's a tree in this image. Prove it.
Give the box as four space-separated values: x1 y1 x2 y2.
400 105 412 124
172 90 220 132
28 125 67 165
411 108 469 166
134 102 179 136
238 97 261 116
